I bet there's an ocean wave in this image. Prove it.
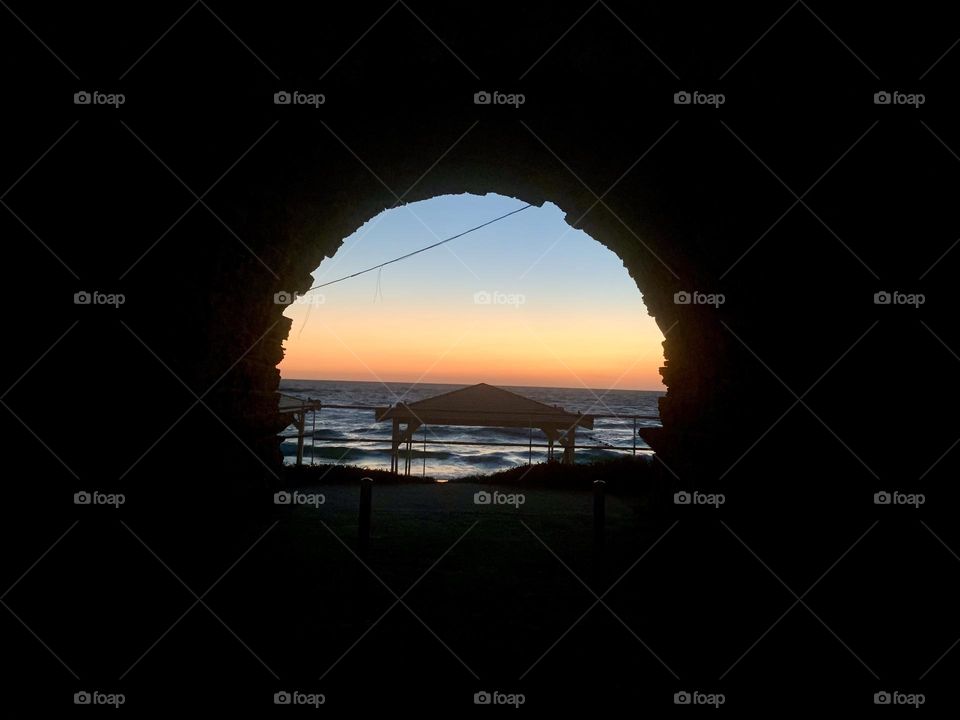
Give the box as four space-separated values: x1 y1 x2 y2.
459 452 518 465
304 446 381 461
310 429 348 440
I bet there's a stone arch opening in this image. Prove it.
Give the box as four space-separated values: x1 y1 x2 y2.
275 191 669 476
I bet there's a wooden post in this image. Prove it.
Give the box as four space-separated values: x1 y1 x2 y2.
593 480 606 548
565 425 577 465
545 427 555 461
405 434 413 477
390 418 400 474
632 416 637 456
294 403 306 468
359 477 373 556
310 399 317 466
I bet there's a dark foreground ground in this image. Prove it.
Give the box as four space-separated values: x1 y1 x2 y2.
192 475 677 710
3 456 954 712
6 460 687 712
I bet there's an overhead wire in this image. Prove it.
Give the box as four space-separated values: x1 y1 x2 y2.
302 202 534 294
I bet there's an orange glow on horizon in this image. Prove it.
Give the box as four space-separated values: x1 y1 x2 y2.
280 304 665 391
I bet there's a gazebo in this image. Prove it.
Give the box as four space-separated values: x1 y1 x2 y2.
375 383 594 475
278 393 323 466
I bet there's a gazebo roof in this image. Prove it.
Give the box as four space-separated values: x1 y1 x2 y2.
277 393 322 415
375 383 593 429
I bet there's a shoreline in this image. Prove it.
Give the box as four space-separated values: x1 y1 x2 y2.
281 455 657 492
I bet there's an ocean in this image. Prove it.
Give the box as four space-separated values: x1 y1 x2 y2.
278 379 663 479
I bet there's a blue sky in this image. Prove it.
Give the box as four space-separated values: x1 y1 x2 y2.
281 193 666 390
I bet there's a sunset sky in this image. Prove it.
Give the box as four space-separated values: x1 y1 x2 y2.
279 194 666 391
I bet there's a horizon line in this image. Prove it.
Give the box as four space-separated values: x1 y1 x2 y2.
280 377 666 393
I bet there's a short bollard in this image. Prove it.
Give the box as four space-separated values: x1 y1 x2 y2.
593 480 606 548
359 477 373 556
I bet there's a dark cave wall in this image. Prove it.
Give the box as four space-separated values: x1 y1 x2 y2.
6 1 953 504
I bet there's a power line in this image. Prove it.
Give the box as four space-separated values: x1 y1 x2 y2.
305 203 534 292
